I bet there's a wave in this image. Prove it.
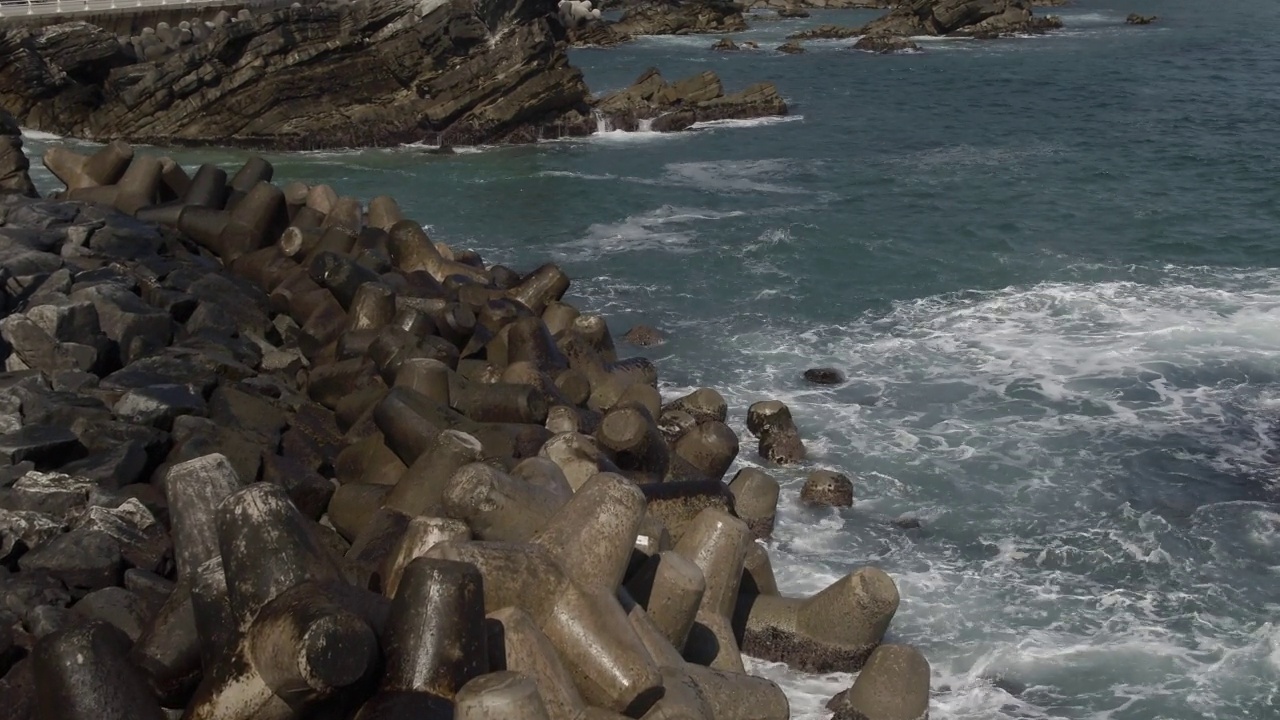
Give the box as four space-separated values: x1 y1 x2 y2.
575 266 1280 719
20 128 62 141
688 115 805 130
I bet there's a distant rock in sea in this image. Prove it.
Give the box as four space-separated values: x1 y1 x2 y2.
1126 13 1158 25
856 0 1064 38
853 34 921 53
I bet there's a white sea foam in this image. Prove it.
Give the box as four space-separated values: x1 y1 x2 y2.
688 115 804 131
19 128 62 141
575 266 1280 719
551 205 747 260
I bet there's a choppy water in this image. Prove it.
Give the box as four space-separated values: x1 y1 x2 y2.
21 0 1280 716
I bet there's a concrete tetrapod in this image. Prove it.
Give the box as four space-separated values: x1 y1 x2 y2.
384 429 485 517
443 462 569 542
672 509 749 673
531 471 647 594
733 566 900 673
620 591 789 720
162 453 243 580
185 484 375 720
455 671 553 720
726 468 780 540
425 540 663 717
624 551 706 652
539 431 622 491
828 644 931 720
487 606 588 720
355 557 489 718
379 516 472 599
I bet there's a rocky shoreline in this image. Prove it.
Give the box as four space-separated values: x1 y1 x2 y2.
0 0 786 150
0 109 932 719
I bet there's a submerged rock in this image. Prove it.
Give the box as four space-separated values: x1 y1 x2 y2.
801 470 853 507
623 325 666 347
777 40 806 53
777 7 811 17
802 367 844 385
1126 13 1157 25
856 0 1063 38
712 37 740 50
853 34 921 52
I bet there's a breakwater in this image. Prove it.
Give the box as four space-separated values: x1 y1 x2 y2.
0 135 930 719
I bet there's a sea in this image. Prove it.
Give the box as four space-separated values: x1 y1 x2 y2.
20 0 1280 716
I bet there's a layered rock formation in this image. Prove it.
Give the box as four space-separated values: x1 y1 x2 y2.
612 0 748 36
0 135 929 718
857 0 1063 37
746 0 890 9
595 68 786 132
0 0 784 149
0 110 35 198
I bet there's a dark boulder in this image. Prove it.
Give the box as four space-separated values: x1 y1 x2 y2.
801 470 854 507
0 109 36 199
777 40 806 53
1126 13 1156 24
802 367 844 385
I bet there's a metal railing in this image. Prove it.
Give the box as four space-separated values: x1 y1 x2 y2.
0 0 235 18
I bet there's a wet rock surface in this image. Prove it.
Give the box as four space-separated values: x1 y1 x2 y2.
0 135 923 717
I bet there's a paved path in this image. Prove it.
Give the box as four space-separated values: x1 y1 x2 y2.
0 0 233 20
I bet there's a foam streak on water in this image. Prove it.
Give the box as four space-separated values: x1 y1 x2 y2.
645 270 1280 720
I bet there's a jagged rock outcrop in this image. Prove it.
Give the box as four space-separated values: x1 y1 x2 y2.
568 21 633 45
594 68 786 132
856 0 1062 37
747 0 889 9
0 110 36 198
0 0 595 149
788 24 862 39
0 0 786 147
613 0 748 35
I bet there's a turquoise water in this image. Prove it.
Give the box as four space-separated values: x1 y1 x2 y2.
22 1 1280 716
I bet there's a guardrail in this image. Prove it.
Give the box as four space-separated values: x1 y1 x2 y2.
0 0 233 18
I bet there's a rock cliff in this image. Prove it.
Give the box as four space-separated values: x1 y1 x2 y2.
0 0 785 149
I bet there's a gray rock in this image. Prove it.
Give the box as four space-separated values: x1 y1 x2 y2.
18 528 123 596
0 426 86 468
0 508 65 562
72 586 150 641
24 604 70 640
71 499 170 574
59 441 151 489
4 471 96 516
112 384 206 430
